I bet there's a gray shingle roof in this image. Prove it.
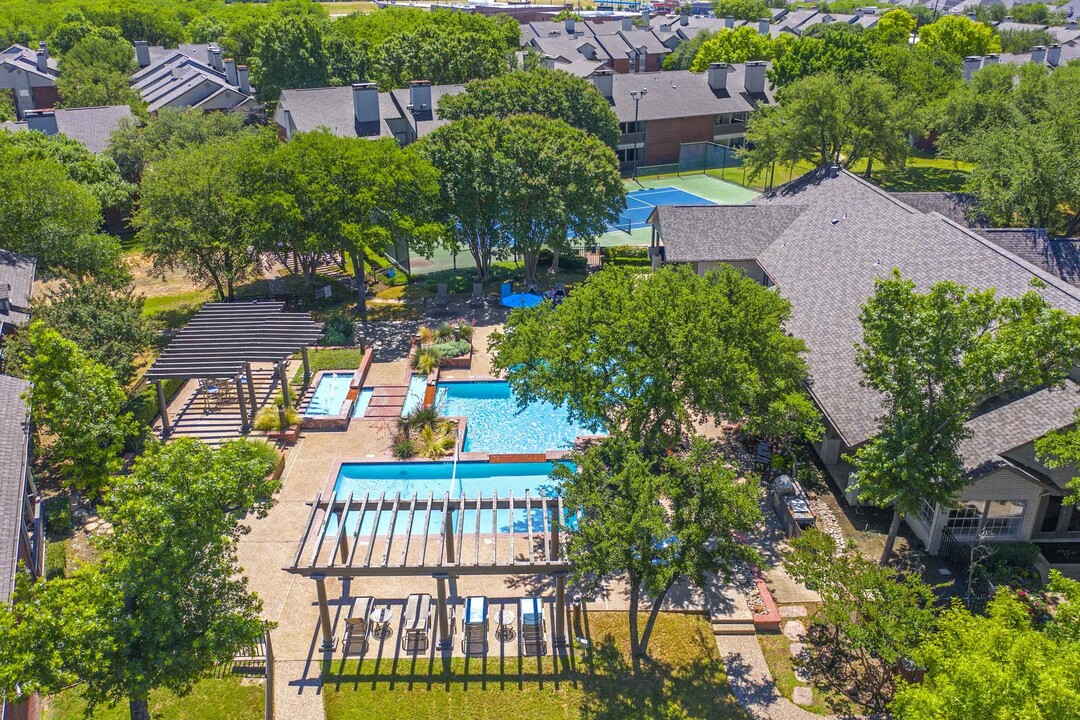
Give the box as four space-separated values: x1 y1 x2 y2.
980 229 1080 288
653 205 805 261
608 66 774 123
889 191 986 228
961 381 1079 476
0 44 58 81
56 106 132 153
0 250 36 328
275 85 403 139
0 374 31 605
657 168 1080 449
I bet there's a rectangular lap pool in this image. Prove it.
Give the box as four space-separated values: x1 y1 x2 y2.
332 460 570 534
435 380 601 453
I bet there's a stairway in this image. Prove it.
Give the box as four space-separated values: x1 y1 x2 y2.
707 584 757 637
364 385 408 418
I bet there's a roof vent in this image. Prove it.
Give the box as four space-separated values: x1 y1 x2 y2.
828 164 840 178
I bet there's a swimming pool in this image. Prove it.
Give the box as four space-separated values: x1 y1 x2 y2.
303 373 353 417
401 374 428 417
350 387 375 417
435 380 601 453
332 460 569 534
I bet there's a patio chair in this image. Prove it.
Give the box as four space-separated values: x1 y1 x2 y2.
198 378 220 412
461 595 489 655
401 593 432 653
519 597 547 656
469 282 484 306
434 283 448 307
344 595 374 655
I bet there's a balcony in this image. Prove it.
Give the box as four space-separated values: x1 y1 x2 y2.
617 131 645 148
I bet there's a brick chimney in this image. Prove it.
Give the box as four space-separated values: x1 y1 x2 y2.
591 69 613 100
708 62 728 91
224 58 238 86
25 109 58 135
135 40 150 68
237 65 250 94
744 61 766 95
352 82 380 125
408 80 432 112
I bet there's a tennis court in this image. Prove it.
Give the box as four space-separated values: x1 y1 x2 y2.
609 186 718 234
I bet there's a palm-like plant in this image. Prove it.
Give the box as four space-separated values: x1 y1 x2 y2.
416 422 456 459
413 348 439 375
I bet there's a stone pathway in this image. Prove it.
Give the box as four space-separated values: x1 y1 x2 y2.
713 634 826 720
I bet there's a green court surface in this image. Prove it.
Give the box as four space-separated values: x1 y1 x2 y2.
407 174 757 274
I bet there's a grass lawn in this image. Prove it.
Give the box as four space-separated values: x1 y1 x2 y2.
45 675 264 720
322 612 749 720
291 347 365 385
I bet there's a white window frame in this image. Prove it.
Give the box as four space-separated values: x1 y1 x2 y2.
945 499 1028 540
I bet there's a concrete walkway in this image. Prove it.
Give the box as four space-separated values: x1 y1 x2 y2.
714 634 829 720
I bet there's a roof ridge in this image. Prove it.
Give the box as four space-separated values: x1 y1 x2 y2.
930 212 1080 302
835 168 924 216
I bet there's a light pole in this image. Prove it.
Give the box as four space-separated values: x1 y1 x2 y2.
630 87 647 180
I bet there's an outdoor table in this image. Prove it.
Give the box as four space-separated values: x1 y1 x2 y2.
370 606 393 640
495 608 516 641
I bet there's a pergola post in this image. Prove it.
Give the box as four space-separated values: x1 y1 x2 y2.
337 511 349 563
313 575 335 651
278 361 291 409
434 573 451 649
156 379 171 437
244 362 258 422
301 346 312 392
443 509 456 564
554 571 568 647
236 376 249 433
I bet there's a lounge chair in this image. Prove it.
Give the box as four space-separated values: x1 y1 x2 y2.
401 593 432 652
434 283 448 307
461 596 489 655
519 597 547 656
343 595 374 655
469 282 484 306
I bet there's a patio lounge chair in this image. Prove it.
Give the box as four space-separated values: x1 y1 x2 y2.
461 596 489 655
344 595 374 655
519 597 547 656
401 593 432 652
469 282 484 306
434 283 448 307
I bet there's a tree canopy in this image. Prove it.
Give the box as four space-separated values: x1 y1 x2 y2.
849 270 1080 563
917 15 1002 60
689 26 773 71
436 69 620 147
20 322 135 495
0 438 280 720
712 0 769 21
55 30 143 112
557 433 762 669
419 114 623 283
490 264 818 454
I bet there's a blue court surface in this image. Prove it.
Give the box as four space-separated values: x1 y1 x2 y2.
609 187 718 233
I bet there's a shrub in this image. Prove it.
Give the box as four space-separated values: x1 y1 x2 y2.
454 322 475 342
400 405 440 435
44 542 67 580
44 494 72 537
433 324 457 343
322 313 356 346
413 348 440 374
417 421 457 459
254 405 300 432
392 436 417 459
429 339 471 360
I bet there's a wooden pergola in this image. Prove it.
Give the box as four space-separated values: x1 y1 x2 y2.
286 490 572 651
144 302 323 435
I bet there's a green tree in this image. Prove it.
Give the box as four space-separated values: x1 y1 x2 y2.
998 28 1058 54
420 114 621 284
713 0 769 21
0 129 134 209
769 24 873 86
787 529 939 712
250 13 332 101
689 26 773 71
107 107 250 184
849 270 1080 564
870 8 917 45
436 68 619 147
134 130 275 301
557 433 762 670
663 29 713 70
892 589 1080 720
489 264 818 454
0 146 123 280
0 438 280 720
21 322 134 494
15 279 154 384
1036 411 1080 505
55 31 144 111
372 24 514 89
743 71 908 179
917 15 1001 60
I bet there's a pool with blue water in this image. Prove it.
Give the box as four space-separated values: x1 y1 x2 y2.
331 460 571 534
303 373 353 417
435 380 601 453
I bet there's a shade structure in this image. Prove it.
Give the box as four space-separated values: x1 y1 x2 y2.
144 302 324 381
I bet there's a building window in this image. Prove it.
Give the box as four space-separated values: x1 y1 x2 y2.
982 500 1026 538
616 147 641 163
945 502 983 538
916 498 937 528
620 121 644 134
